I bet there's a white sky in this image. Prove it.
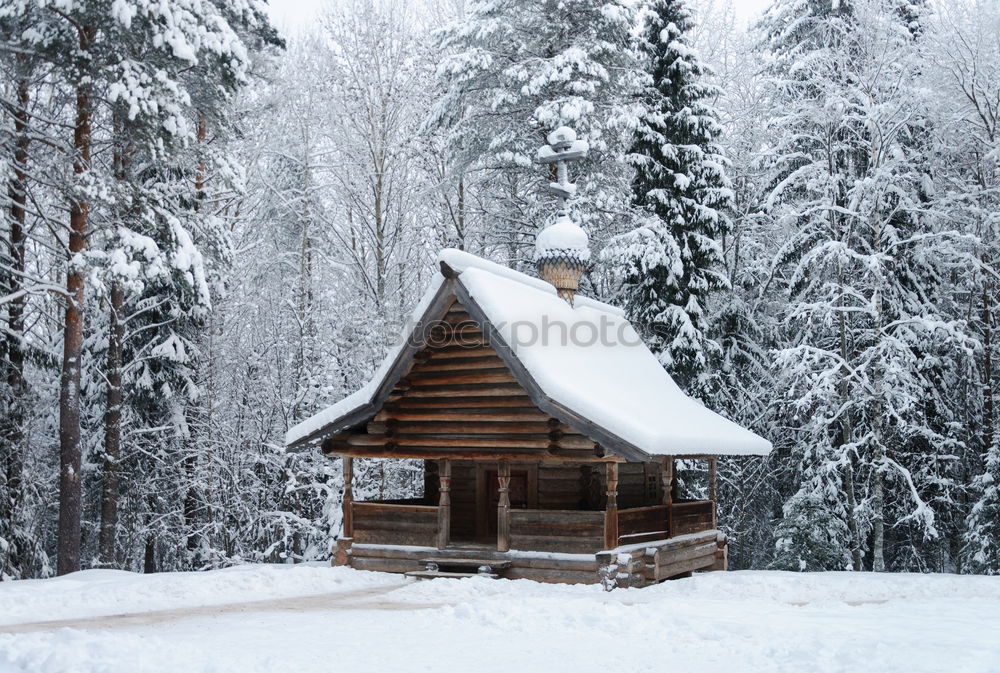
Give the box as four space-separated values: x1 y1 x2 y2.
265 0 773 35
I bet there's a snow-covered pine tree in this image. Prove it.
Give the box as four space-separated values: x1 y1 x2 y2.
603 0 731 396
760 0 970 572
7 0 283 572
923 0 1000 574
966 442 1000 574
0 3 55 581
107 1 280 571
430 0 645 270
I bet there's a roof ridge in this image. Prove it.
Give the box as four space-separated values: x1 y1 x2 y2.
437 248 624 317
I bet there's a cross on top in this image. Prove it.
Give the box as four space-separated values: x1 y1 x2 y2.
536 126 589 213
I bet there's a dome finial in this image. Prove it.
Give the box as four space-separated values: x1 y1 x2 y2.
534 126 590 306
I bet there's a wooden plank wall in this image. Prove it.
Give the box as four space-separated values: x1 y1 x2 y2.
670 500 715 536
618 505 669 545
509 509 604 553
351 502 438 547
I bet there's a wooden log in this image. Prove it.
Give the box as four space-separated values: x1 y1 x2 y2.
509 509 604 524
426 328 484 346
334 537 352 567
353 520 440 534
509 519 604 536
401 383 526 398
369 421 555 435
327 446 600 462
348 433 587 450
352 545 477 561
502 567 599 584
441 310 476 325
342 457 354 538
408 368 517 387
394 395 536 409
409 356 507 373
508 534 603 554
509 557 598 572
350 556 424 574
353 530 437 546
708 457 718 528
423 346 496 360
437 459 451 549
351 502 438 515
375 408 550 423
497 459 511 552
352 433 597 451
658 541 719 567
656 530 719 551
657 551 718 580
605 462 619 549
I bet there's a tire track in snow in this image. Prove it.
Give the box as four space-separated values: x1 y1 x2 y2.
0 581 429 634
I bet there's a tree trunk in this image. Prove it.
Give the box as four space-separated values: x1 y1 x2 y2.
838 290 862 571
57 33 94 576
183 114 209 561
143 536 157 574
98 281 124 566
982 276 995 453
3 70 30 578
871 218 886 573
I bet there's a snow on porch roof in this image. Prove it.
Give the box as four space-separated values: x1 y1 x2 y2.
284 249 772 458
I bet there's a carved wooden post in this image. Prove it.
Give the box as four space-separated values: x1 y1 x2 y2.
708 457 718 529
604 462 619 549
342 456 354 539
662 457 673 536
497 459 511 552
437 458 451 550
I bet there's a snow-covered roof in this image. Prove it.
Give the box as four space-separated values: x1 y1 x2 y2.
285 249 772 458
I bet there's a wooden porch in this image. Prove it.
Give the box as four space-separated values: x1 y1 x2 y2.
334 456 725 586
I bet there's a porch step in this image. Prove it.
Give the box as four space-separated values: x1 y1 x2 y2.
405 570 499 580
419 557 512 573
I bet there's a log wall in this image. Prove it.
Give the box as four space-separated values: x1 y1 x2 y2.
670 500 715 536
351 502 438 547
330 301 607 463
617 505 669 545
509 509 604 553
343 529 727 587
348 543 601 584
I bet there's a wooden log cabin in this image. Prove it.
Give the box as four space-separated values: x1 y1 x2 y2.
286 249 772 587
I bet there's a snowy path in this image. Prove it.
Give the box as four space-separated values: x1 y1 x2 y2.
1 566 998 673
0 582 413 634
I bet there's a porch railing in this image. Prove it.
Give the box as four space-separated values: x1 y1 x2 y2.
351 501 438 547
509 509 604 553
614 500 715 547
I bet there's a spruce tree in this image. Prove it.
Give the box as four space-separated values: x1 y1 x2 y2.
966 443 1000 574
604 0 731 395
760 0 965 571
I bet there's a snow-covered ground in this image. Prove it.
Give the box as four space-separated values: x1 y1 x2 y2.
0 566 997 673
